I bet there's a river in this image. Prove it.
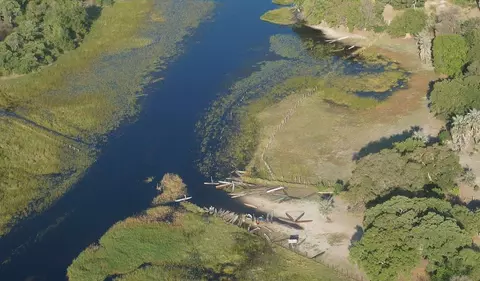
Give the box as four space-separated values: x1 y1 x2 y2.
0 0 299 280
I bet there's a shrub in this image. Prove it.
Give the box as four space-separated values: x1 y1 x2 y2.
464 28 480 62
452 0 477 7
387 8 427 37
433 34 468 77
347 140 462 205
379 0 425 9
351 196 480 281
466 60 480 76
438 129 451 144
429 75 480 117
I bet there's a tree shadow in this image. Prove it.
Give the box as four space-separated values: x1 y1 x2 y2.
86 5 103 23
365 184 445 209
467 200 480 211
352 126 421 161
348 225 364 250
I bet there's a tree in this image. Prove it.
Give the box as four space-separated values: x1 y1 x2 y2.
350 196 480 281
0 0 89 75
429 75 480 117
433 34 468 77
0 0 21 26
466 60 480 76
435 7 462 35
464 28 480 62
387 8 427 37
379 0 426 9
450 109 480 152
293 0 384 30
416 27 434 66
347 140 463 205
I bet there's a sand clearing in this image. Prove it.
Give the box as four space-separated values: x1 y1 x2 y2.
239 192 366 278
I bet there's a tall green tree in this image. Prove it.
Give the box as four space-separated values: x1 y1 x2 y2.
351 196 480 281
387 8 427 37
429 75 480 117
0 0 89 75
379 0 425 8
433 34 469 77
347 140 462 205
0 0 21 26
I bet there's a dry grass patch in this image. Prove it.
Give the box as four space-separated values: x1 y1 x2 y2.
249 71 443 184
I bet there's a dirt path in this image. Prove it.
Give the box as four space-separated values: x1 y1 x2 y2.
459 153 480 202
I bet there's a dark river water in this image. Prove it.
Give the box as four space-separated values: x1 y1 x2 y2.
0 0 299 280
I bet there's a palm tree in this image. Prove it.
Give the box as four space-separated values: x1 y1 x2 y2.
451 109 480 151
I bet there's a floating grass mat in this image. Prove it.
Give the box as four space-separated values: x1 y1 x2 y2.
328 71 408 100
0 0 214 237
260 7 296 25
269 34 307 59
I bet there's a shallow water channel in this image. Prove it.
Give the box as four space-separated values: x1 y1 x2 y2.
0 0 397 280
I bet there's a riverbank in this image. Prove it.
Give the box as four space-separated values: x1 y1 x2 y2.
0 0 214 237
218 26 445 277
239 192 366 279
244 31 442 184
67 175 347 281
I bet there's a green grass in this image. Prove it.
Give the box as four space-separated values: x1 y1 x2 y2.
260 8 296 25
0 117 93 235
327 70 408 94
67 203 347 281
0 0 214 237
272 0 294 5
0 0 153 110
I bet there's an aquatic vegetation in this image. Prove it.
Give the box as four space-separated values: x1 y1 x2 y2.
197 58 335 177
260 7 296 25
67 200 345 281
0 0 214 236
269 34 306 59
198 31 407 178
328 70 408 95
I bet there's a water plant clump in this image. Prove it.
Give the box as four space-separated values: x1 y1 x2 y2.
269 34 306 59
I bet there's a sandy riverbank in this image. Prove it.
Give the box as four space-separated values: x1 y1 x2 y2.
239 192 366 279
